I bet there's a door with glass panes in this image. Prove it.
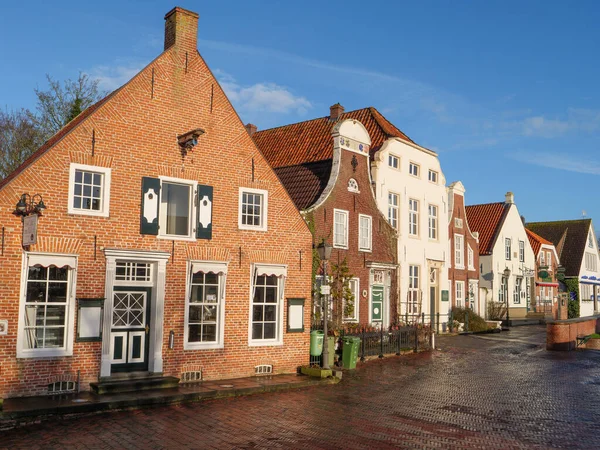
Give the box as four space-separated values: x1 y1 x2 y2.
110 286 151 372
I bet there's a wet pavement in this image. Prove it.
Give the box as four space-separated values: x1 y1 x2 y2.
4 325 600 449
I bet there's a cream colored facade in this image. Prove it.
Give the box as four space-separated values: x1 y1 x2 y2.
371 138 449 325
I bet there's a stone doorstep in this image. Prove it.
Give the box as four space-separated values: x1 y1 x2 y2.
0 374 336 427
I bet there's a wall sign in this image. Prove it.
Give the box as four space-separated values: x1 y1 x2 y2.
287 298 305 333
441 290 449 302
22 214 38 246
77 298 104 342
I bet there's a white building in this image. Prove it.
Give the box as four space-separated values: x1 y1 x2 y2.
466 193 536 319
371 137 450 325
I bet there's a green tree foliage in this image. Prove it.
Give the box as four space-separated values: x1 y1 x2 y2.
564 278 580 319
0 108 44 179
329 257 354 328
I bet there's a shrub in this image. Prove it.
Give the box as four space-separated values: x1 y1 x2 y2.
451 307 490 332
487 301 507 320
568 300 580 319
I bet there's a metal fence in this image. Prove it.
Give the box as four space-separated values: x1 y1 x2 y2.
309 324 433 367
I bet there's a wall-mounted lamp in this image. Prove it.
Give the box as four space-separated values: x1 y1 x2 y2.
13 193 46 217
177 128 205 156
169 330 175 350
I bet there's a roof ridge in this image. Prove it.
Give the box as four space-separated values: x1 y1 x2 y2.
466 201 506 208
527 218 591 225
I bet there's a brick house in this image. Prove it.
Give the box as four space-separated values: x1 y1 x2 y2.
526 219 600 317
465 193 535 319
525 228 560 317
446 182 480 314
252 105 398 328
0 7 312 399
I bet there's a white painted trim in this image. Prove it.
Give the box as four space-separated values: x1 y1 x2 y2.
248 263 285 347
67 163 112 217
343 277 360 323
238 187 269 232
333 209 349 249
358 214 372 252
16 252 78 359
184 260 228 351
158 176 197 240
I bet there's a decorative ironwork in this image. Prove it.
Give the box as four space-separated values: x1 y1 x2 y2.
351 154 358 172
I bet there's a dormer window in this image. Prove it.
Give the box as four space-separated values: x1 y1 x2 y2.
347 178 359 193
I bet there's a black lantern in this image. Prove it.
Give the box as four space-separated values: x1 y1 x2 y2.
13 193 46 217
316 240 333 262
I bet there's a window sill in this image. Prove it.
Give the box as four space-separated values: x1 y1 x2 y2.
184 342 224 351
359 248 372 253
17 348 72 359
238 225 268 232
68 209 109 218
455 265 465 270
333 244 348 250
156 234 196 242
248 339 283 347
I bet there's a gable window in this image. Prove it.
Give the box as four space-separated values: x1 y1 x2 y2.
409 162 420 177
585 252 598 271
455 281 465 308
546 251 552 268
454 217 463 228
359 214 372 252
589 232 595 248
468 245 474 270
239 187 268 231
388 154 399 169
408 265 419 315
455 234 464 268
428 170 438 183
540 251 546 266
428 204 438 240
334 209 349 249
185 262 227 349
250 264 287 345
505 238 512 260
343 278 360 322
519 240 525 262
408 199 419 236
68 163 111 217
388 192 399 230
18 254 77 358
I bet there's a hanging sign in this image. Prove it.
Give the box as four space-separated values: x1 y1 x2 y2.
22 215 38 246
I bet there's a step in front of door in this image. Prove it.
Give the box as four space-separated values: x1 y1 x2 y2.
90 376 180 395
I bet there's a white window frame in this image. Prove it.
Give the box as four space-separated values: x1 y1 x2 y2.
514 277 522 304
157 176 198 241
67 163 112 217
343 278 360 323
546 251 552 269
428 170 438 184
455 281 465 308
388 192 399 230
17 253 78 358
248 264 286 346
455 234 464 269
238 187 269 232
184 261 228 350
585 252 598 271
468 245 474 270
388 154 400 170
540 251 546 266
589 232 595 248
333 209 349 249
519 240 525 262
358 214 372 252
408 265 420 315
409 162 420 177
505 238 512 261
408 199 419 237
428 204 438 240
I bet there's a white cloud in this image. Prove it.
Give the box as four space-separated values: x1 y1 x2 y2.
215 70 311 115
521 116 571 138
87 62 146 91
508 151 600 175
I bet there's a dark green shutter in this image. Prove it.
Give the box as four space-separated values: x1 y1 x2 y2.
196 184 213 239
140 177 161 235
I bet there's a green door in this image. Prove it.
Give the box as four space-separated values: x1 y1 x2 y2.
371 286 384 322
110 286 151 373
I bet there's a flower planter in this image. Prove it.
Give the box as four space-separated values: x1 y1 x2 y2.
300 366 332 378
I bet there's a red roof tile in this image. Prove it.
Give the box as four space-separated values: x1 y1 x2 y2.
253 107 412 170
0 95 112 191
465 202 510 255
525 228 553 257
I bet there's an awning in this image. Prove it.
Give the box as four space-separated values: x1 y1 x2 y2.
191 261 228 275
255 264 287 278
580 279 600 286
28 254 77 269
536 282 558 287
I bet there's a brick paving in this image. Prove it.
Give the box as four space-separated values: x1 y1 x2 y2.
4 325 600 449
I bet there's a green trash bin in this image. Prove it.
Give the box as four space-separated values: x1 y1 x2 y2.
342 336 361 369
310 330 324 356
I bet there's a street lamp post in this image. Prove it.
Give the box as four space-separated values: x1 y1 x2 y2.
504 267 511 326
317 240 333 370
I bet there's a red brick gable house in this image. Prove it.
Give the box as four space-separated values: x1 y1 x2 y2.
252 105 399 327
525 228 560 317
447 182 480 314
0 7 312 398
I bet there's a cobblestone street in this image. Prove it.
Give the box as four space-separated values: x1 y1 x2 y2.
4 326 600 449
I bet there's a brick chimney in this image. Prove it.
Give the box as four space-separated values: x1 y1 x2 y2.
505 191 515 204
164 7 199 52
245 123 257 136
330 103 345 120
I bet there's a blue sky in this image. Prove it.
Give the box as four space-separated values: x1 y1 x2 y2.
2 1 600 224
